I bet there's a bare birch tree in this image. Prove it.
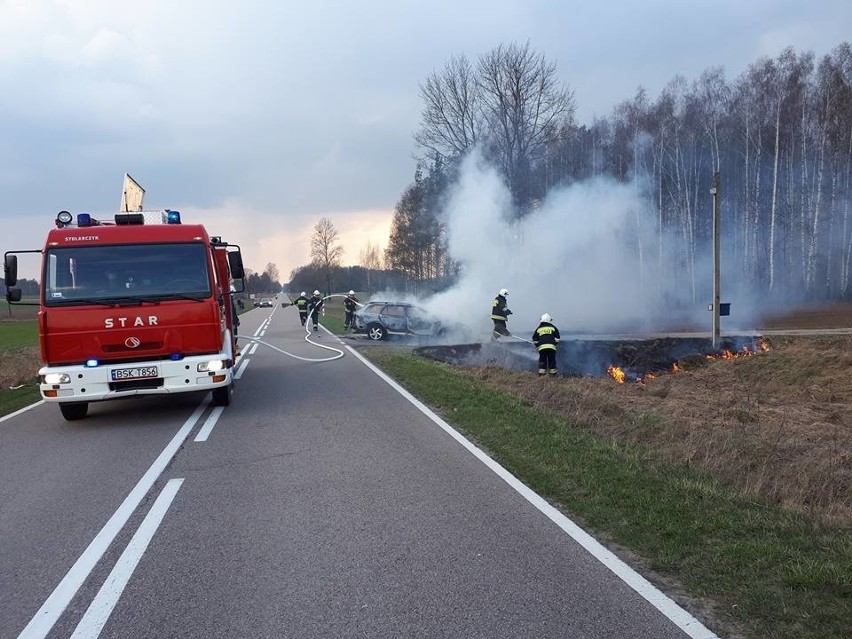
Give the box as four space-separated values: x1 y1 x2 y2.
359 240 383 295
477 41 576 213
415 55 482 161
310 218 343 294
263 262 280 288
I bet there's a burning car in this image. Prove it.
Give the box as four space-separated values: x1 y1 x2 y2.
353 301 445 341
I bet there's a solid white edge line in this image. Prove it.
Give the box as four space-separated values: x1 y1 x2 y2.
234 358 250 380
0 399 45 424
69 478 185 639
194 407 224 442
345 345 719 639
16 399 210 639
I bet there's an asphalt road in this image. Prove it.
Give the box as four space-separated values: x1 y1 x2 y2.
1 303 718 639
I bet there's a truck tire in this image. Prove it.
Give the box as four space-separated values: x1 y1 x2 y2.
60 402 89 421
212 382 233 407
367 323 387 341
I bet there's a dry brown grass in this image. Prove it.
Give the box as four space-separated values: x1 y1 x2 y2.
461 334 852 526
0 347 41 388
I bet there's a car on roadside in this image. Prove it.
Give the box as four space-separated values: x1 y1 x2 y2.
258 297 274 308
353 301 445 341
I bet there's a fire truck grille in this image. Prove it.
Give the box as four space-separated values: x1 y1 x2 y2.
103 342 163 352
109 378 164 392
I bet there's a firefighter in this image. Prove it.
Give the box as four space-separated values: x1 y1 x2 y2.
307 290 325 333
294 291 309 326
491 288 512 339
532 313 560 377
343 290 359 330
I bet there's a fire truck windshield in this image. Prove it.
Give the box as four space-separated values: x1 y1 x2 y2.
43 242 212 306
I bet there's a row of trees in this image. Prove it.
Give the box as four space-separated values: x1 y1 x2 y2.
384 41 852 303
242 263 281 295
288 218 392 296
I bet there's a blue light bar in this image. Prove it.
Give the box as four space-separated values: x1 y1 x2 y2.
166 210 181 224
78 213 92 227
85 359 99 367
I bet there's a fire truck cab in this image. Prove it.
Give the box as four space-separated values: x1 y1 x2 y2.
4 208 245 420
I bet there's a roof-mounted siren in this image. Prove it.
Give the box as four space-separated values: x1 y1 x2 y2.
121 173 145 213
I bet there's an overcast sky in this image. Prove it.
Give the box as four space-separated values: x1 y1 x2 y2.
1 0 849 281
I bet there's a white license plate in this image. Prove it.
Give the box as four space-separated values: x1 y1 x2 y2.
110 366 159 381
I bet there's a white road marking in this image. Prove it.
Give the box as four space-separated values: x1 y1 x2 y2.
234 358 250 379
69 478 185 639
0 399 45 424
194 407 224 442
345 345 719 639
249 343 258 355
16 399 210 639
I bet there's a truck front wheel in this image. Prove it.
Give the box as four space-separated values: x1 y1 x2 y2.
212 382 233 407
60 402 89 421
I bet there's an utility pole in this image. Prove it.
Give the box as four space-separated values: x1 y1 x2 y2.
711 172 721 349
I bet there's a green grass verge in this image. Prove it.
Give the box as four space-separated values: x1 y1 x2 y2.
0 320 38 351
0 385 41 417
319 296 349 335
363 347 852 639
0 319 41 418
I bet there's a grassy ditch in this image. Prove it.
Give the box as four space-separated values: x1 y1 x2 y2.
0 319 41 417
361 344 852 639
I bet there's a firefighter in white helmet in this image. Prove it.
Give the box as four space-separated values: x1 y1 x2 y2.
532 313 561 377
294 291 309 326
490 288 512 340
343 290 359 331
307 290 325 333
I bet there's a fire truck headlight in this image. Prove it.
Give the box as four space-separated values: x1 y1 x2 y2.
42 373 71 384
197 360 225 373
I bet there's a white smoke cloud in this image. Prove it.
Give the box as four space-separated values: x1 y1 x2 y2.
422 150 739 339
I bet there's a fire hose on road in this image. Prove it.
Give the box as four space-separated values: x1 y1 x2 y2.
238 294 360 363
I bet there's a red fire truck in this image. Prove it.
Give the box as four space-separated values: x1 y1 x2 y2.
4 208 245 420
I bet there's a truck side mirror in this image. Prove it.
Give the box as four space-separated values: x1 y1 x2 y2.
227 251 245 280
4 254 18 287
6 287 21 302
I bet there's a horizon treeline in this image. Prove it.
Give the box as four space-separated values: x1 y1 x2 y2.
384 41 852 304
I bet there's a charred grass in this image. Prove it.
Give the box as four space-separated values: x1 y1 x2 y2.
362 337 852 639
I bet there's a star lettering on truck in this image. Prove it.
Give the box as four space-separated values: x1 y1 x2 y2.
104 316 159 328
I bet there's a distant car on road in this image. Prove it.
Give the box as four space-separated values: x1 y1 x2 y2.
258 297 274 308
353 301 445 341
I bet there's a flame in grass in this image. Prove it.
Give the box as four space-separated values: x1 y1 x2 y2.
607 365 626 384
705 339 770 362
606 339 769 385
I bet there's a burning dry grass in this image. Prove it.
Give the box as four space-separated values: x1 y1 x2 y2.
462 334 852 526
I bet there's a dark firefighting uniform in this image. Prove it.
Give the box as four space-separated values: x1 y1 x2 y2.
343 294 359 329
307 294 324 330
532 321 561 376
491 294 512 337
294 294 309 325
